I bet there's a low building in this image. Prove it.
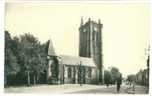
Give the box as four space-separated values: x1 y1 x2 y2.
136 69 149 86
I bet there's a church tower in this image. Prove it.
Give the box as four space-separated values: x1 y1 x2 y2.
79 18 103 84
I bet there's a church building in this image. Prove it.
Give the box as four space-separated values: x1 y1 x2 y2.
46 18 103 84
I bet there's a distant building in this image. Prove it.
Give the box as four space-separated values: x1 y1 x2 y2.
136 69 149 86
135 54 149 86
46 18 103 84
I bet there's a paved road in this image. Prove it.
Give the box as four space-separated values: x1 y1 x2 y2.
125 85 149 94
5 84 148 94
68 85 148 94
67 85 125 94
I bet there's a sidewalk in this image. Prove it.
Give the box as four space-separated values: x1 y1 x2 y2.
125 85 148 94
5 84 148 94
4 84 106 94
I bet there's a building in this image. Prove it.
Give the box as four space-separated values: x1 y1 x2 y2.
136 69 149 86
79 18 103 84
46 18 103 84
135 55 149 86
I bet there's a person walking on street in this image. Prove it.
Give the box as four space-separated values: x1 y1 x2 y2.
116 74 122 93
132 81 135 91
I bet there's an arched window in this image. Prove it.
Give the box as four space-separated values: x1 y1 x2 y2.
68 67 72 78
88 68 92 78
51 61 57 77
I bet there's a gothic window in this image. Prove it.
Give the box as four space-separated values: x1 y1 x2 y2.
94 33 97 41
64 66 67 77
93 27 98 41
49 57 59 79
51 61 57 77
88 68 92 78
68 67 72 78
93 32 95 40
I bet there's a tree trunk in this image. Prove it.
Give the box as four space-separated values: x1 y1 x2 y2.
27 71 30 86
4 75 7 87
33 74 36 85
36 75 38 84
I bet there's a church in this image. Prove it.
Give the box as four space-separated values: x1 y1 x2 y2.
46 18 103 84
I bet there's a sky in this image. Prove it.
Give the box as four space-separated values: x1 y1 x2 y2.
5 2 150 77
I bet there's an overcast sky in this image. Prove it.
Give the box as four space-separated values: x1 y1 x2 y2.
5 2 150 77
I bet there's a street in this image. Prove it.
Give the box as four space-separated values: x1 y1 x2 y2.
68 85 126 94
68 85 148 94
4 84 148 94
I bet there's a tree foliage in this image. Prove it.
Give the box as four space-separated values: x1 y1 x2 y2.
127 74 136 82
5 31 20 86
110 67 120 83
104 66 122 85
5 32 19 74
104 70 112 85
5 31 48 86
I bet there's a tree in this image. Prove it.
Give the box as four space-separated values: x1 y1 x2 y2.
5 31 49 86
17 33 39 85
32 44 47 84
104 70 112 86
110 67 121 84
5 31 20 86
127 74 136 83
17 33 48 85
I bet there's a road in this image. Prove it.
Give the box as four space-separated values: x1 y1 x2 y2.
68 85 148 94
5 84 148 94
68 85 125 94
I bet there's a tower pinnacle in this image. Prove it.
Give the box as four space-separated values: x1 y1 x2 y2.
80 17 83 26
98 19 101 24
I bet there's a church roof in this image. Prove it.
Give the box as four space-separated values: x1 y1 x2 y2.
60 55 96 68
48 39 57 56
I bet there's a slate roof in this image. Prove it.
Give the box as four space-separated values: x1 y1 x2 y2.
47 39 96 68
60 55 96 68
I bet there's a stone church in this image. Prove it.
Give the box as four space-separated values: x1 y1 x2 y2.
46 18 103 84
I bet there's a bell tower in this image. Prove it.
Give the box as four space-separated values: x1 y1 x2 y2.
79 18 103 84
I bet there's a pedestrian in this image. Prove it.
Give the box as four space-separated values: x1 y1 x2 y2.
132 81 135 91
116 74 122 93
